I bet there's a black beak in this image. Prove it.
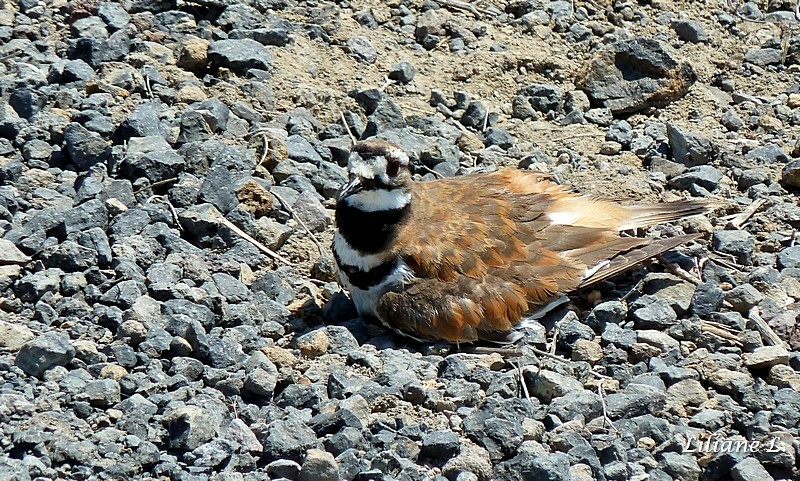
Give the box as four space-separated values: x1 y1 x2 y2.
338 177 363 202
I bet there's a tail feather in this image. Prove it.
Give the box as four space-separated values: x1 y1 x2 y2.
619 200 713 230
579 233 701 288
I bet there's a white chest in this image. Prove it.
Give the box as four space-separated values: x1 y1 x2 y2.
337 259 415 318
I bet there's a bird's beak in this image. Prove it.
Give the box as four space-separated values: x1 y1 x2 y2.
338 176 363 201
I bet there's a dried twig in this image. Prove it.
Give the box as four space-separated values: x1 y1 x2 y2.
546 132 600 143
657 255 701 285
258 135 270 168
598 383 621 435
146 195 183 231
513 361 533 404
211 210 295 266
529 346 612 380
271 190 326 256
378 75 393 92
748 307 790 349
416 163 445 179
549 323 560 354
132 177 179 195
700 321 743 345
142 74 152 99
434 0 499 17
726 198 766 230
341 111 357 144
620 278 645 302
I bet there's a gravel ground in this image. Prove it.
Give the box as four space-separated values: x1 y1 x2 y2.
1 0 800 480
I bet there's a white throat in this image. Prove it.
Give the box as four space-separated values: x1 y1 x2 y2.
345 189 411 212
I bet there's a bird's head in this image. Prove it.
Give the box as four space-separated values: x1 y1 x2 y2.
337 140 413 211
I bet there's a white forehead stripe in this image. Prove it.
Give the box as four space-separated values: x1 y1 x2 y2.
348 157 384 179
345 189 411 212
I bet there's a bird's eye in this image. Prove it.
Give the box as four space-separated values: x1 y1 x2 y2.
386 159 401 177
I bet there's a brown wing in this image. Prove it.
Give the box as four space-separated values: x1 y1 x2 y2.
381 168 707 342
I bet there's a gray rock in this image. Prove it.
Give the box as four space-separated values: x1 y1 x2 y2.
659 452 701 480
121 147 184 183
526 369 584 402
739 168 769 190
64 123 111 170
208 39 273 73
547 389 602 421
601 323 637 349
556 312 595 349
193 99 230 133
286 134 323 164
724 283 763 314
165 405 222 450
290 195 331 233
731 457 773 481
15 331 76 377
178 110 211 143
585 108 613 126
631 296 678 329
97 2 131 30
713 230 755 265
389 61 416 83
667 123 718 166
267 460 302 479
298 449 338 481
480 127 512 150
495 452 570 481
782 159 800 188
668 165 723 192
0 238 31 264
743 345 790 369
586 300 627 329
575 38 696 114
604 392 655 419
363 98 406 137
722 109 744 131
346 36 377 64
461 100 489 129
671 20 708 43
421 430 460 460
212 272 250 303
250 27 292 47
745 144 789 165
512 83 564 119
260 417 320 462
689 409 730 432
9 88 46 120
777 245 800 269
692 281 724 316
744 48 782 66
84 378 121 407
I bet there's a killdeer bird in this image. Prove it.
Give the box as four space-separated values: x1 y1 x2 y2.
333 139 709 343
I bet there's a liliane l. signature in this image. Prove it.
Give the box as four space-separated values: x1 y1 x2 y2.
683 435 784 454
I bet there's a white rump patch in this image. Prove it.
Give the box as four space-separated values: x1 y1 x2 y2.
345 189 411 212
547 211 580 225
332 232 391 271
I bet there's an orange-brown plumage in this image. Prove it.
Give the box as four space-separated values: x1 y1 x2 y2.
333 140 709 343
